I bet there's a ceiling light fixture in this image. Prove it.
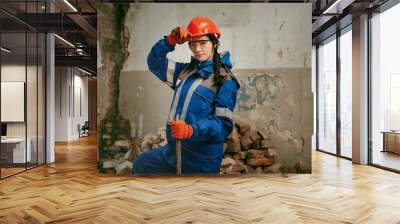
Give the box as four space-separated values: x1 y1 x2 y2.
54 34 75 48
63 0 78 12
78 67 93 76
322 0 354 15
1 47 11 53
323 0 342 14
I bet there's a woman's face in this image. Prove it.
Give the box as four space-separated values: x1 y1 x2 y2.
188 35 214 62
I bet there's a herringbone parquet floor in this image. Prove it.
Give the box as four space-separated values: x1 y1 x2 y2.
1 134 400 224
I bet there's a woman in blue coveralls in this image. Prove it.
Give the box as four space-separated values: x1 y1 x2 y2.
133 17 240 174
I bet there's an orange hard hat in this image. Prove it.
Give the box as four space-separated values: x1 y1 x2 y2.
187 17 221 39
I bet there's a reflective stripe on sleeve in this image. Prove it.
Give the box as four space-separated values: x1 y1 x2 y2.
215 107 233 119
166 60 175 87
180 78 204 121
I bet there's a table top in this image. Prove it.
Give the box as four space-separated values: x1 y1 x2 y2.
381 131 400 134
1 138 30 143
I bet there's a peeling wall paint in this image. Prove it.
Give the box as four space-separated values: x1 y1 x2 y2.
97 4 135 173
123 3 311 71
233 68 312 169
98 3 312 173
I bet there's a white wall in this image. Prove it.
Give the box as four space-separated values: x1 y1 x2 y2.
123 3 311 72
1 65 26 81
55 67 68 141
72 72 89 138
1 65 37 137
55 67 89 141
1 66 26 133
116 3 311 137
112 3 312 169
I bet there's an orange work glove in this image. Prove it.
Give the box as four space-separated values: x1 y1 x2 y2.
167 26 189 46
168 120 193 139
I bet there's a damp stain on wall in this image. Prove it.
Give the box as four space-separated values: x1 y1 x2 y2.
237 74 278 111
233 69 312 171
97 3 136 174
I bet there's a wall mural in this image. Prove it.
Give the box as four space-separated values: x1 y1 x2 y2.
97 3 312 175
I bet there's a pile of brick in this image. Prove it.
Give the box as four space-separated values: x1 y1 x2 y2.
135 127 167 157
128 120 279 175
100 119 135 174
102 127 167 174
102 139 134 174
221 119 278 174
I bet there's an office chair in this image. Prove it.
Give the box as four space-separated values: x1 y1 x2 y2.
79 121 90 138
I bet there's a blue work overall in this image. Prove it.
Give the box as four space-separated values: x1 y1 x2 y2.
133 38 239 174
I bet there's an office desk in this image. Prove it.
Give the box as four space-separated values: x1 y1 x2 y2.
1 138 31 163
382 131 400 154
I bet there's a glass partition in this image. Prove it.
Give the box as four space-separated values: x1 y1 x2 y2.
317 35 337 155
339 28 352 158
0 1 46 179
27 31 38 169
371 4 400 171
1 31 28 177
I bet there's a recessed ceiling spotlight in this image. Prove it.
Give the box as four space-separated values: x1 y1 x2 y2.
1 47 11 53
54 34 75 48
63 0 78 12
77 67 93 76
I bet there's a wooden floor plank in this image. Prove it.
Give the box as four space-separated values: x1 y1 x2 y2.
0 134 399 223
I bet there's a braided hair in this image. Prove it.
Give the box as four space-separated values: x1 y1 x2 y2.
207 34 225 87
